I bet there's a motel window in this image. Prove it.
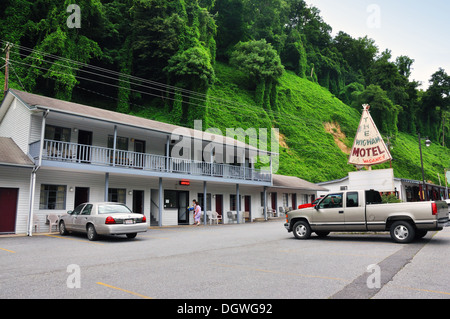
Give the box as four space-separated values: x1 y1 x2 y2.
108 135 129 151
230 195 241 211
282 193 289 207
197 193 212 211
164 190 178 208
108 188 126 204
45 125 71 142
39 184 66 210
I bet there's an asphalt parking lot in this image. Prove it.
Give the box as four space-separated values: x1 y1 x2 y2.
0 220 449 300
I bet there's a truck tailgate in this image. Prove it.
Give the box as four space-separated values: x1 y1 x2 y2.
435 201 449 226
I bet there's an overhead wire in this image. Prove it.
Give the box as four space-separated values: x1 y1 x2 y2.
4 41 308 122
5 41 351 156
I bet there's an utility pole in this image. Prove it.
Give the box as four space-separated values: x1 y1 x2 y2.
3 42 11 95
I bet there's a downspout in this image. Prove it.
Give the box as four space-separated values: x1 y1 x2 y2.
27 109 49 236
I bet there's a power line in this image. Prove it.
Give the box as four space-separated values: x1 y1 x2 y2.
5 41 355 153
5 41 306 122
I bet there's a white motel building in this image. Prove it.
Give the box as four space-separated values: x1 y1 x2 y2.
0 89 327 235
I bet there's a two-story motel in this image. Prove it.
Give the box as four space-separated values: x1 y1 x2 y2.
0 89 327 235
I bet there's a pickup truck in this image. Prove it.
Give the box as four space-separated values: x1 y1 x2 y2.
284 190 449 243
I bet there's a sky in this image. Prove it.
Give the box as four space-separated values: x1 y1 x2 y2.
304 0 450 89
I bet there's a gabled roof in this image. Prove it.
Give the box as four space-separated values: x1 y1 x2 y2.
0 137 34 167
8 89 271 153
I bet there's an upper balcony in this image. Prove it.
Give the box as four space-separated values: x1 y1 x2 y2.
29 139 272 184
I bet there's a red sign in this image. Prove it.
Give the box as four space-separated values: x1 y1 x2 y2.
179 180 190 186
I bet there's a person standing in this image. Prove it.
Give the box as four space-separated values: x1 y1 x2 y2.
194 200 202 226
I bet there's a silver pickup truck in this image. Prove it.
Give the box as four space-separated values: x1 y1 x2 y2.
284 190 449 243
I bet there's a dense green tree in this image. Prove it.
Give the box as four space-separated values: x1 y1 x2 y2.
353 84 401 136
230 39 284 111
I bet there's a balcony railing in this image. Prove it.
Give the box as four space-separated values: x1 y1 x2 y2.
29 139 271 183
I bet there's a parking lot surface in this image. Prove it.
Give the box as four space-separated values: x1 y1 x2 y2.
0 220 449 299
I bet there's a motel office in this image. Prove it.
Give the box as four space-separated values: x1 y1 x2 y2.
0 89 327 235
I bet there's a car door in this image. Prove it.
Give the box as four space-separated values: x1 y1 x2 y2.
75 204 93 232
312 193 345 231
343 191 366 231
66 204 85 231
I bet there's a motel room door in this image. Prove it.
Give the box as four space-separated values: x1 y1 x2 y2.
0 188 18 233
177 191 190 225
215 195 223 221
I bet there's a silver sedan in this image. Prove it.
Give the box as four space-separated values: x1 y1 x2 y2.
59 202 148 241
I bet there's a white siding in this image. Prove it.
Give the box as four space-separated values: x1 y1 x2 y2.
0 99 32 153
30 115 167 156
0 166 32 234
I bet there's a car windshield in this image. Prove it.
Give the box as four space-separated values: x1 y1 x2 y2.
98 204 132 214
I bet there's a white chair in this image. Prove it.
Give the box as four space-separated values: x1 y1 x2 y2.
48 214 59 232
209 211 221 225
33 214 40 233
243 211 251 223
206 211 212 224
227 211 237 223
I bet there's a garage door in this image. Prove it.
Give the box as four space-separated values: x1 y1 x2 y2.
0 188 19 233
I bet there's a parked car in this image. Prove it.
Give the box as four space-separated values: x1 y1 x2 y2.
59 202 148 241
285 190 449 243
298 197 323 210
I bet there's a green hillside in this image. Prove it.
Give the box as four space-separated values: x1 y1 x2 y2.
207 62 450 185
1 0 449 186
125 61 450 184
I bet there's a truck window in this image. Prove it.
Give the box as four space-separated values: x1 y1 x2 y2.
365 190 382 204
346 192 358 207
317 193 343 209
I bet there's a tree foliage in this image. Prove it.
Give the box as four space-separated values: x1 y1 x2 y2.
0 0 447 145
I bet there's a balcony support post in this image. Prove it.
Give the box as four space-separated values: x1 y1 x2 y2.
38 109 49 166
236 183 240 224
104 172 109 202
263 186 268 221
203 181 207 225
158 177 163 227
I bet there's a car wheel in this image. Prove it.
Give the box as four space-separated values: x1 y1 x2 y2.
390 221 415 243
293 220 311 240
87 224 98 241
59 221 68 236
126 233 137 239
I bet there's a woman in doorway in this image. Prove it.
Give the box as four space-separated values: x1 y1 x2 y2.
194 200 202 226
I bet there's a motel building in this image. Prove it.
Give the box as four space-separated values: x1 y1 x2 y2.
0 89 327 235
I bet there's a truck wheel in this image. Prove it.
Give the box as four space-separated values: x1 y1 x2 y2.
293 221 311 240
390 221 415 243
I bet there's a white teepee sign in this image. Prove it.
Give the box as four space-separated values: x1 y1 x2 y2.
348 104 392 166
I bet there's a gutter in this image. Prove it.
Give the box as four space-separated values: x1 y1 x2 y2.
27 109 49 236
